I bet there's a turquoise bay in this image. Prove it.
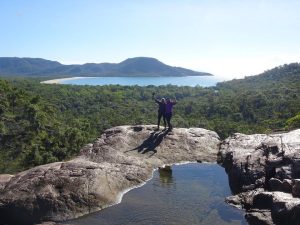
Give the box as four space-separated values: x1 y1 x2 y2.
59 76 219 87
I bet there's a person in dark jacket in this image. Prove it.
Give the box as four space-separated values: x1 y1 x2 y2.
152 93 166 130
165 97 177 131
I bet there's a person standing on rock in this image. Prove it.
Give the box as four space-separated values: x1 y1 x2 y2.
165 97 177 131
152 92 166 130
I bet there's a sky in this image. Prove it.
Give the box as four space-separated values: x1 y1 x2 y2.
1 0 300 80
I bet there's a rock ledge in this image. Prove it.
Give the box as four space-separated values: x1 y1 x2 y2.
0 125 220 225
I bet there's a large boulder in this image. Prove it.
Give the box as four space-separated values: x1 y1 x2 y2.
250 191 300 225
219 129 300 225
0 125 220 225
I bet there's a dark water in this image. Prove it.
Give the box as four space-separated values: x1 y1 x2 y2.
60 76 219 87
67 163 247 225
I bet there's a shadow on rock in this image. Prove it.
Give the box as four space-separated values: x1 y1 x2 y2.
126 130 169 157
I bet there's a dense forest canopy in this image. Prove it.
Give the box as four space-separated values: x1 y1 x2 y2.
0 63 299 173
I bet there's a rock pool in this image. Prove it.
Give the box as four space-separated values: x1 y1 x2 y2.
67 163 247 225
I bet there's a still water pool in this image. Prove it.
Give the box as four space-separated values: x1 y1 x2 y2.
67 163 247 225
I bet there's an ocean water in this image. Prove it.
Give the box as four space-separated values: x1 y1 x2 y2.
60 76 219 87
67 163 247 225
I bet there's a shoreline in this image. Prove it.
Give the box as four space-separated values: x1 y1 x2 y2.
41 77 87 84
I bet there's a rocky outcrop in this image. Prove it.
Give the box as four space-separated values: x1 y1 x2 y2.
218 129 300 225
0 125 220 225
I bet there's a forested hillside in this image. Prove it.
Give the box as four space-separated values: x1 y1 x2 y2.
0 63 299 173
0 57 211 77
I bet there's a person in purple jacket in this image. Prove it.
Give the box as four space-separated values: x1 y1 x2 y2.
165 97 177 131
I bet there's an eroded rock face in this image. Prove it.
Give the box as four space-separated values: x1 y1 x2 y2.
219 129 300 225
0 125 220 225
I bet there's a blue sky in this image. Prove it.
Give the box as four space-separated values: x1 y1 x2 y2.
1 0 300 79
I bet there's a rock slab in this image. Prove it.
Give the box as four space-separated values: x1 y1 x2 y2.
219 129 300 225
0 125 220 225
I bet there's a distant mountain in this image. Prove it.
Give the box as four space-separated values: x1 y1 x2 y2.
0 57 62 75
0 57 212 77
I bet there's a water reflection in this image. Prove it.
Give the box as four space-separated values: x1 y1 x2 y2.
158 166 173 185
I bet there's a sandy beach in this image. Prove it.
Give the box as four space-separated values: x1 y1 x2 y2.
41 77 85 84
